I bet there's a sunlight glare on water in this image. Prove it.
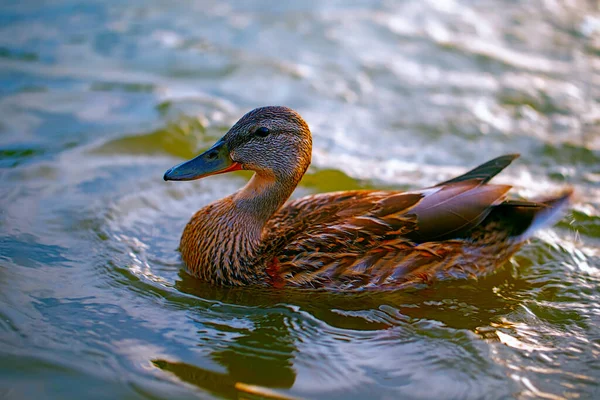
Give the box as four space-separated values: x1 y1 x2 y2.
0 0 599 399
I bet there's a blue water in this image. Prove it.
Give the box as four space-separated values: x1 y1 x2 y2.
1 1 599 399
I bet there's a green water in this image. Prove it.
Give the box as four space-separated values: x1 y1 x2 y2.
1 1 599 399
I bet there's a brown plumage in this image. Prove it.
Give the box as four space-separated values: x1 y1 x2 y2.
164 106 572 290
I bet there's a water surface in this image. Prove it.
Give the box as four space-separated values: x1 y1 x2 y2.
1 1 599 399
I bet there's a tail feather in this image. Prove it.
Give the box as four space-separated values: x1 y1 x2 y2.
514 189 573 241
490 189 573 241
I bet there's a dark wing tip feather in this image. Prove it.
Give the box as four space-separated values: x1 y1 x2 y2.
435 154 520 187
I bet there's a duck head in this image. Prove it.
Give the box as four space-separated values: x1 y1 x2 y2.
164 106 312 183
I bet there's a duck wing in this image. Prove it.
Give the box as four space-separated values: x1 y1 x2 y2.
268 153 520 233
263 180 512 289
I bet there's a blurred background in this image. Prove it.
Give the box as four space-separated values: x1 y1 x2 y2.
0 0 599 399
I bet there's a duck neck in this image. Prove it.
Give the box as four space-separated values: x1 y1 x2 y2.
181 172 299 285
234 172 297 225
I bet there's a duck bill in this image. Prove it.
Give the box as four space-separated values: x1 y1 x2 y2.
163 141 242 181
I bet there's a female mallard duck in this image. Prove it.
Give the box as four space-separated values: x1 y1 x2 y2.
164 106 571 290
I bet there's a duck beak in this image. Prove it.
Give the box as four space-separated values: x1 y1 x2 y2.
163 141 242 181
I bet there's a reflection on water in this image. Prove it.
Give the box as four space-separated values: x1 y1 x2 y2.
0 0 599 399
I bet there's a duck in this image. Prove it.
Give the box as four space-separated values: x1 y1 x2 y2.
164 106 572 290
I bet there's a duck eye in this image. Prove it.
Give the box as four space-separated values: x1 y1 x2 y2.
255 127 270 137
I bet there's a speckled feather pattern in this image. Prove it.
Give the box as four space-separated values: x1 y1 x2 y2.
261 190 521 290
180 196 267 286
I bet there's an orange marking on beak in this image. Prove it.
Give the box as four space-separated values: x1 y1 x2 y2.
221 162 242 173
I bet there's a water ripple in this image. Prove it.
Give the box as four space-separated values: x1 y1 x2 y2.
1 0 599 399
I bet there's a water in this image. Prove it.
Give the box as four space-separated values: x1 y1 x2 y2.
1 0 599 398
